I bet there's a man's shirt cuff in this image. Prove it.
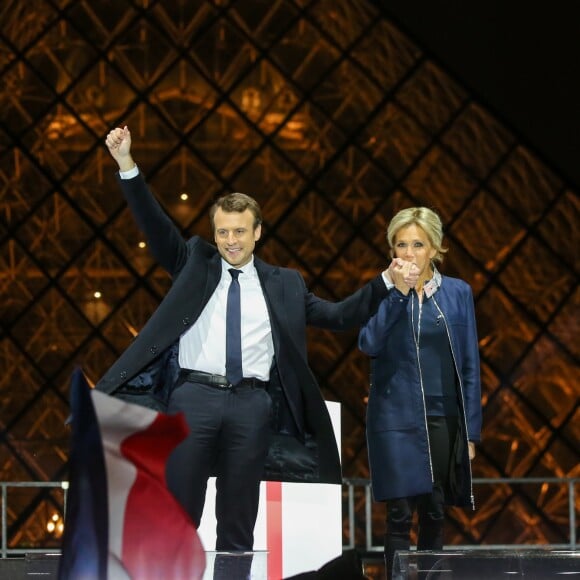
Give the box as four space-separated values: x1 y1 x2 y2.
381 271 395 290
118 165 139 180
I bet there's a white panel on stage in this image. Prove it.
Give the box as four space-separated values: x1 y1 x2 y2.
198 401 342 578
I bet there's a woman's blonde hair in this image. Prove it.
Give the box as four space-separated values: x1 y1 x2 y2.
386 207 448 263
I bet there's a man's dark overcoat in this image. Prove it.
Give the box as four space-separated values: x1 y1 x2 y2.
96 174 388 483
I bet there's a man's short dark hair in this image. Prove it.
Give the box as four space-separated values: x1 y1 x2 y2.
210 193 262 231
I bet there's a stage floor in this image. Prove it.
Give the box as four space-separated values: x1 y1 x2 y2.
200 550 580 579
0 548 578 579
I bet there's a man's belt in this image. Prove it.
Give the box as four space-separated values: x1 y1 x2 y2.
179 369 268 390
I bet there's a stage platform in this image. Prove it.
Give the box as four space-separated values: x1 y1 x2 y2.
392 549 580 579
0 549 578 579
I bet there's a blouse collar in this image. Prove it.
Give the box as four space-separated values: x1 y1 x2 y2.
423 265 442 299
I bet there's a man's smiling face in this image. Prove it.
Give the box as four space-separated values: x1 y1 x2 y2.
213 207 261 268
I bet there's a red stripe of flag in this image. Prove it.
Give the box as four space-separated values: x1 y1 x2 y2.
121 413 205 579
266 481 283 580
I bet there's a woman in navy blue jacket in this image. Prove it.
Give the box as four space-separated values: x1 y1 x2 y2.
358 207 482 579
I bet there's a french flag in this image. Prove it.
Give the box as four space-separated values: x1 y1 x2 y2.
59 368 205 579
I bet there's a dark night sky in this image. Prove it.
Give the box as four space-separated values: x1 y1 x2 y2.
374 1 580 190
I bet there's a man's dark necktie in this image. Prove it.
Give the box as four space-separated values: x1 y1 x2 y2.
225 268 243 386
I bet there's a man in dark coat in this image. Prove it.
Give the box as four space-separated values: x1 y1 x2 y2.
98 126 390 552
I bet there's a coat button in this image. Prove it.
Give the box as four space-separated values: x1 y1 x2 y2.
120 371 127 379
183 317 190 326
150 345 158 354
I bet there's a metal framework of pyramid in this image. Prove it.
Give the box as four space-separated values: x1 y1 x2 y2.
0 0 578 550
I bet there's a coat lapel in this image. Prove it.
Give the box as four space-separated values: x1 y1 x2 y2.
202 252 222 304
254 257 285 340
